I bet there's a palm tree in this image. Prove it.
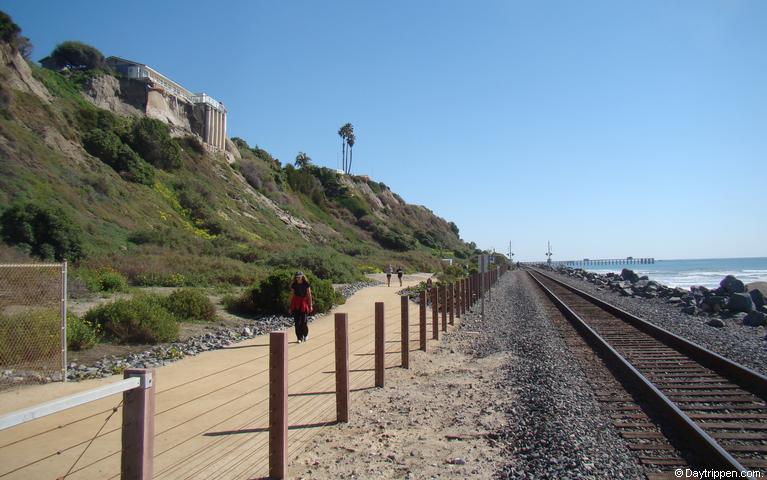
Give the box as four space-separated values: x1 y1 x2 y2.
294 151 311 169
338 123 354 173
338 125 348 173
346 132 356 175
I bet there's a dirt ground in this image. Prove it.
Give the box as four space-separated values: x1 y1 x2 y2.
289 327 512 479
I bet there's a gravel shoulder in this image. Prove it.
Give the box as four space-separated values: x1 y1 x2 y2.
547 269 767 376
291 270 647 479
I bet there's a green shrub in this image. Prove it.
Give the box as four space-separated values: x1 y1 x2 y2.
337 194 370 219
359 264 383 274
44 40 105 70
84 294 179 344
267 246 360 283
77 267 128 293
163 288 216 322
230 270 341 315
125 118 182 170
83 128 154 185
177 183 223 235
0 202 84 261
0 309 59 366
373 228 415 252
67 313 99 350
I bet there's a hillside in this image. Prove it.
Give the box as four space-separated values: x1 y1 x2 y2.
0 18 475 288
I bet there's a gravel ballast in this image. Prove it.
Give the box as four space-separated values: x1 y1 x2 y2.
462 271 644 479
547 269 767 377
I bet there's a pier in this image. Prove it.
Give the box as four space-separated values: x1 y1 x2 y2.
520 257 655 267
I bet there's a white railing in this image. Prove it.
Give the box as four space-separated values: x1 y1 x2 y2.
0 369 155 480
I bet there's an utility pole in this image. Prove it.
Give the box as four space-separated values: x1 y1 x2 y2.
546 241 553 267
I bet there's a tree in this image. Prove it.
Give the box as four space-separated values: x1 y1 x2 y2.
0 11 20 45
337 122 354 174
44 40 105 71
346 132 356 175
337 123 355 174
0 10 32 58
294 151 311 169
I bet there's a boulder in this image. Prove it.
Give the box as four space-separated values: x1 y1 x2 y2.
743 311 767 327
634 280 650 290
707 318 725 328
620 269 640 283
728 293 755 313
749 289 766 309
705 296 727 312
668 297 682 304
620 288 634 296
682 305 698 315
720 275 746 294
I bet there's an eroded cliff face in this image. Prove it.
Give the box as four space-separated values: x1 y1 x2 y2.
0 45 51 102
82 75 143 117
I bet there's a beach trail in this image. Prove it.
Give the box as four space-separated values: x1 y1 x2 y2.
0 273 438 479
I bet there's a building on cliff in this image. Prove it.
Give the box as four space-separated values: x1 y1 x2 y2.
106 56 227 150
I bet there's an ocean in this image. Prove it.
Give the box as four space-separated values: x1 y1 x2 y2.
582 257 767 289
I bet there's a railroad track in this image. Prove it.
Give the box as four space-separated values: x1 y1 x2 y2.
528 268 767 476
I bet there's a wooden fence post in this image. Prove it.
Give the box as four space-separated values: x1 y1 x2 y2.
401 296 409 369
121 369 155 480
335 314 349 423
269 331 288 479
448 283 454 325
461 278 467 315
419 291 427 351
431 287 439 340
375 302 385 387
441 286 447 332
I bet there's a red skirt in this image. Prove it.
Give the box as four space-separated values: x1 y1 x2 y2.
290 295 311 314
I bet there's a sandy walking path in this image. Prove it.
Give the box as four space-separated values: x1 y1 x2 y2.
0 273 453 479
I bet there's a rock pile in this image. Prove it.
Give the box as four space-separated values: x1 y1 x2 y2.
556 267 767 328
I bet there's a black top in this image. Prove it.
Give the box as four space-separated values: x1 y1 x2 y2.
291 281 311 297
396 268 403 276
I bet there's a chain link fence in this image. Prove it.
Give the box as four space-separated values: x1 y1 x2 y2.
0 263 66 386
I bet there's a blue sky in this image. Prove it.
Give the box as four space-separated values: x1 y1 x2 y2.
4 1 766 261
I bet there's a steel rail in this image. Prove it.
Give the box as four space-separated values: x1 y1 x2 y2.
531 268 767 399
528 269 747 473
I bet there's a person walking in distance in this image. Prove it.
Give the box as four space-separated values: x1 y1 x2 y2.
385 264 393 287
396 266 404 287
289 271 313 343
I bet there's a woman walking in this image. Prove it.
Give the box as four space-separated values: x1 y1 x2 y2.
385 264 393 287
396 266 404 286
289 271 313 343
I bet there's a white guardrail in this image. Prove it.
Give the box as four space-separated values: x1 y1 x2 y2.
0 369 155 480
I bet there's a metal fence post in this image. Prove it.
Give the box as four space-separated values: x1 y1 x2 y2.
60 261 67 383
431 287 439 340
334 314 349 423
269 331 288 479
419 291 427 351
375 302 385 387
121 368 155 480
401 296 409 369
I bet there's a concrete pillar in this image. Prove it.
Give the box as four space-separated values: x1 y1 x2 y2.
213 109 219 148
207 106 214 145
216 110 224 149
222 111 227 147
